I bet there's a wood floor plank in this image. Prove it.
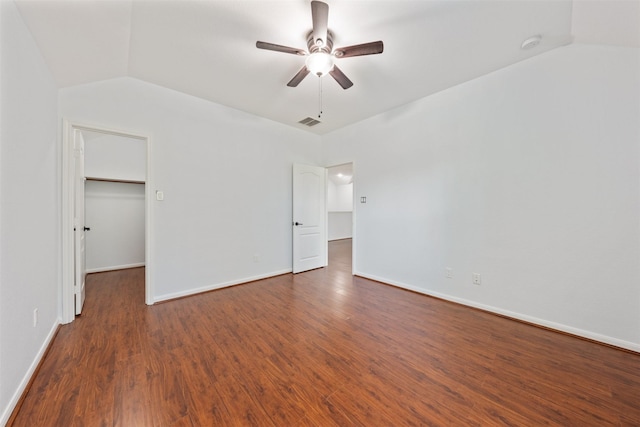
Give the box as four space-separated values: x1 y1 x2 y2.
9 239 640 426
323 386 402 426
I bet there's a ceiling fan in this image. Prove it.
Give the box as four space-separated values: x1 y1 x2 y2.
256 0 383 90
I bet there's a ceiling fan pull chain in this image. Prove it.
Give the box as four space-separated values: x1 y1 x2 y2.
318 76 323 118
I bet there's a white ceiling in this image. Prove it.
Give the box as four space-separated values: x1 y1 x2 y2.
15 0 640 135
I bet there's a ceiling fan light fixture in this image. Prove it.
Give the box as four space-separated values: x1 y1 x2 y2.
306 52 334 77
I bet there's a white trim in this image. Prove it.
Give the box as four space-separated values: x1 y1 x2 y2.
61 120 153 324
61 120 74 323
354 271 640 353
153 269 292 303
0 320 60 426
328 236 352 242
86 263 146 274
144 133 153 305
351 161 357 275
324 168 329 267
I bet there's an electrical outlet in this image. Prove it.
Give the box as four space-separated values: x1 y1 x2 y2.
33 308 38 327
253 254 260 263
472 273 482 285
445 267 453 278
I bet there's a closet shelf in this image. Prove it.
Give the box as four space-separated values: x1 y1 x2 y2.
85 176 145 184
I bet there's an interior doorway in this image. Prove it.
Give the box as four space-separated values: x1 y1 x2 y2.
326 162 354 273
62 121 152 323
82 130 146 276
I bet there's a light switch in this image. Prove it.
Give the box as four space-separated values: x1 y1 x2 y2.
360 196 367 203
156 191 164 201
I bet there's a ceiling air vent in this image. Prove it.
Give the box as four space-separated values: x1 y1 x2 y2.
298 117 321 127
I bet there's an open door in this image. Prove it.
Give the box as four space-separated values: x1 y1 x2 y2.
74 130 87 314
293 164 327 273
62 121 152 324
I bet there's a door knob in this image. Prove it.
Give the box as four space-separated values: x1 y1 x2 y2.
294 222 303 226
83 227 91 231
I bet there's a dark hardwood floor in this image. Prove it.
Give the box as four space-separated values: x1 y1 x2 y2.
10 238 640 426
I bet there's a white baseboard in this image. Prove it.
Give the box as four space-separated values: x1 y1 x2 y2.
354 271 640 353
154 269 293 303
0 320 60 426
86 262 145 274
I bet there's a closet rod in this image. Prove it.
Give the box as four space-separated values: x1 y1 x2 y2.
85 176 145 185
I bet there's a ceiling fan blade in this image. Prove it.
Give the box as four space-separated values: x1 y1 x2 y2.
329 65 353 90
256 41 305 56
287 66 311 87
334 41 384 58
311 1 329 48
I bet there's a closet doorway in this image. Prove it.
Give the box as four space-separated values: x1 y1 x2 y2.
326 163 354 273
62 122 151 323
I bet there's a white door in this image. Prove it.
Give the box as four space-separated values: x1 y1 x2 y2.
74 130 87 315
293 164 327 273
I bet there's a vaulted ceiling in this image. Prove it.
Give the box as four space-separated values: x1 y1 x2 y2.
15 0 640 134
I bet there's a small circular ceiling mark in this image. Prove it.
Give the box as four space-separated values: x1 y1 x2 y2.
521 35 542 50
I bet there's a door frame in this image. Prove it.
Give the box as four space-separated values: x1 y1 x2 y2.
61 120 153 323
325 161 356 275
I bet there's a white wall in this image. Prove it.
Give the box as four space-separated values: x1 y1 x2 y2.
328 179 353 240
328 180 353 212
328 212 352 241
0 1 60 423
83 131 146 182
60 77 322 301
323 44 640 351
85 181 145 272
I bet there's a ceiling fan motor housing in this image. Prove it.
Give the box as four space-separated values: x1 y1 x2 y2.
307 30 334 54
